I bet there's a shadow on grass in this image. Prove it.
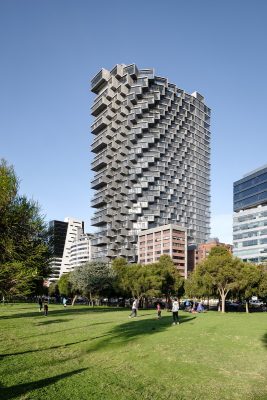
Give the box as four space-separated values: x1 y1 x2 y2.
0 368 87 400
35 318 71 326
0 306 127 320
87 314 196 354
262 333 267 349
19 321 114 340
0 338 89 359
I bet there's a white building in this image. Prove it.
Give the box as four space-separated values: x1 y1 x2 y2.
69 230 95 270
49 217 95 280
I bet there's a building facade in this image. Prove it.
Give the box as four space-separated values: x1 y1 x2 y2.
69 231 95 270
49 220 68 281
187 244 199 274
138 224 187 277
198 238 233 263
91 64 211 262
233 165 267 263
49 217 85 280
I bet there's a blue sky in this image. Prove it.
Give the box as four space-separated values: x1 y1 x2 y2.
1 0 267 244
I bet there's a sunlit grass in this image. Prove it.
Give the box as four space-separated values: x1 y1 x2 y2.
0 304 266 400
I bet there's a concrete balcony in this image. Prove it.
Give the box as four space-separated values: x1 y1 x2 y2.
91 69 110 94
110 64 124 79
91 236 108 246
91 175 108 189
107 229 116 238
91 155 109 171
124 64 139 78
91 115 109 134
91 194 107 208
91 135 108 153
91 96 109 117
91 214 108 226
118 228 128 236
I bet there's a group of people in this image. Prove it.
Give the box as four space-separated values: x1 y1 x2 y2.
184 300 205 313
38 297 49 316
129 297 181 325
38 296 68 316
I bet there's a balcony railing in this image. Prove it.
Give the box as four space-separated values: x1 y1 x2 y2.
91 115 109 134
91 69 110 93
91 96 109 117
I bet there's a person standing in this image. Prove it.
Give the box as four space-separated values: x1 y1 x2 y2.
38 297 43 312
129 298 138 318
43 300 48 316
156 303 161 319
63 297 67 308
172 298 180 325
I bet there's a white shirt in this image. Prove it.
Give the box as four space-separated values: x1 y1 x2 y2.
172 301 179 312
132 300 138 309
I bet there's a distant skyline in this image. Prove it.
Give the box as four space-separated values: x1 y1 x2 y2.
1 0 267 244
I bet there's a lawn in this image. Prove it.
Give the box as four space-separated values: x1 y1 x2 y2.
0 304 266 400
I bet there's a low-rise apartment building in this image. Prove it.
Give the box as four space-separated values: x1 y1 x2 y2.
138 224 187 277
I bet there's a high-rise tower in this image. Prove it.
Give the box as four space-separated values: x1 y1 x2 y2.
90 64 210 262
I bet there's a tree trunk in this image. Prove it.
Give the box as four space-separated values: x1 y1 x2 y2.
71 294 78 306
245 300 249 313
221 293 226 313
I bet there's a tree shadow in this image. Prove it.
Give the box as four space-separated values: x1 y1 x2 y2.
262 333 267 349
87 314 196 354
0 338 89 359
0 306 127 320
35 318 71 326
0 368 87 400
18 321 114 340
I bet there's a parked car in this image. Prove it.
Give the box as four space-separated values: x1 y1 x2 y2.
249 300 264 307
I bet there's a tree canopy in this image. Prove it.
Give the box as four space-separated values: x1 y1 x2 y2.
0 159 51 297
69 260 115 301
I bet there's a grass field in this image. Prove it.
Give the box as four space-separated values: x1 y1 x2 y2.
0 304 266 400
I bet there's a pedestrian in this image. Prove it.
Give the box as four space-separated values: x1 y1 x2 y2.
38 297 43 312
197 301 204 313
172 297 180 325
129 297 138 318
43 300 48 316
156 303 161 319
63 297 67 308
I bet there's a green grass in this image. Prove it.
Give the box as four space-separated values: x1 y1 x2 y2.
0 304 266 400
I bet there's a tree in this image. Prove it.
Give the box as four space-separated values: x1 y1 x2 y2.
0 159 52 297
58 273 72 297
69 261 115 304
236 263 262 313
195 247 241 313
259 269 267 301
48 282 59 297
157 255 183 303
112 255 183 308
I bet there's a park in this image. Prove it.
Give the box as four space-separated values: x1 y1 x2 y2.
0 303 267 400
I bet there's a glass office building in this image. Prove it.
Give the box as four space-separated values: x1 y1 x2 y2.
233 165 267 263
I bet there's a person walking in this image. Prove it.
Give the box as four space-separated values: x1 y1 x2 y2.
43 300 48 316
38 297 43 312
156 303 161 319
129 298 138 318
63 297 67 308
172 298 180 325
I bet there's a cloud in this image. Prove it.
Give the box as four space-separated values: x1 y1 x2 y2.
210 214 233 244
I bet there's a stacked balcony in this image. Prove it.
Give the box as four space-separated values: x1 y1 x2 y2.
91 69 110 94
